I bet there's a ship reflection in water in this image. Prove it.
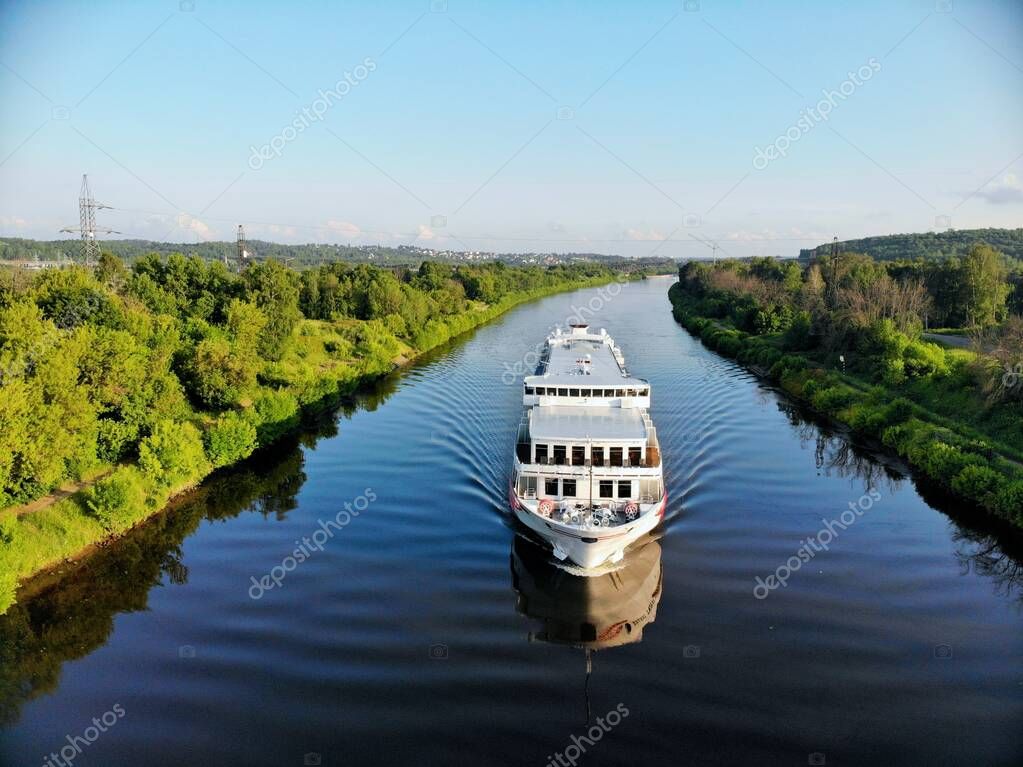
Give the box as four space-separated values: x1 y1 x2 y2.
510 535 662 650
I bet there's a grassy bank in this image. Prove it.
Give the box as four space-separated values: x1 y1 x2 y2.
669 282 1023 529
0 259 628 613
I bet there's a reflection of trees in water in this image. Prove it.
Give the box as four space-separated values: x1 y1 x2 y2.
778 402 905 494
0 444 307 726
951 527 1023 606
775 400 1023 605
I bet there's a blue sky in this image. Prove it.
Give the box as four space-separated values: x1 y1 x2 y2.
1 0 1021 258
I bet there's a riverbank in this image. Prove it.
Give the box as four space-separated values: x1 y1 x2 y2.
668 282 1023 530
0 270 631 613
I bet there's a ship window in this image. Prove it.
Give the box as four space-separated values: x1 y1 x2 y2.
615 389 625 397
553 445 567 465
518 475 537 496
562 479 577 497
591 447 604 466
591 388 602 397
535 444 548 463
599 480 614 499
580 388 590 398
569 388 579 397
545 478 559 496
572 446 585 466
603 389 614 397
627 388 637 397
617 480 631 498
609 447 623 467
629 447 641 466
535 387 546 395
638 388 648 397
558 388 568 397
524 386 534 395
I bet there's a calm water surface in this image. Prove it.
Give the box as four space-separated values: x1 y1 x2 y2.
1 276 1021 766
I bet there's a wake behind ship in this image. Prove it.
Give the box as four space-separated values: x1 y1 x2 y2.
509 324 666 569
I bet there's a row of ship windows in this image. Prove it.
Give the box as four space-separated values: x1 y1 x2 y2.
525 386 649 398
535 444 641 466
541 478 632 499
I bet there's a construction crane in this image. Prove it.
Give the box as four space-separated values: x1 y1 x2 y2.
60 175 119 264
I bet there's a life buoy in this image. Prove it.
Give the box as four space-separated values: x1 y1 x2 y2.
624 501 639 519
537 499 554 517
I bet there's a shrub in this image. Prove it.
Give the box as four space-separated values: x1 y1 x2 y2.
811 386 857 413
246 390 300 445
995 482 1023 523
138 420 210 487
782 311 814 351
0 515 16 547
0 570 15 615
903 340 949 379
951 465 1006 509
84 468 147 531
205 412 258 468
884 398 914 426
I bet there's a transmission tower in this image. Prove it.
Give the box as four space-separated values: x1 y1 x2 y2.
236 224 251 269
60 174 118 264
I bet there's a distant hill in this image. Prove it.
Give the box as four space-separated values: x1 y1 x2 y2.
0 237 675 274
799 228 1023 264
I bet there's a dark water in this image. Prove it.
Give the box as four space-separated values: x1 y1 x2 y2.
2 276 1021 767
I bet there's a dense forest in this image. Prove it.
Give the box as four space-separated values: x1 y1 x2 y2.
669 244 1022 528
0 254 624 610
799 227 1023 264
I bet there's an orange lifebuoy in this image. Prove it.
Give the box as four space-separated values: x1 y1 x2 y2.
537 499 554 517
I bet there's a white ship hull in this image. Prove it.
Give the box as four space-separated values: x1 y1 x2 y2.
509 323 666 571
509 484 666 570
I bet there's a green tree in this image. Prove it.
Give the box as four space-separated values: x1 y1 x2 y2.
959 244 1010 327
244 260 301 360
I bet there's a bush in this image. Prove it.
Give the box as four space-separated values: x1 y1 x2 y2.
84 468 147 531
811 385 858 413
951 465 1006 509
995 482 1023 523
0 514 17 547
903 340 949 379
138 420 210 487
0 570 15 615
205 412 258 468
782 311 814 351
246 390 300 445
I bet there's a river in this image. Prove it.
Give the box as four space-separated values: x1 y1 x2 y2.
1 275 1020 766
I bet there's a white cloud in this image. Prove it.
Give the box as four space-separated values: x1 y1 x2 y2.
174 213 214 241
624 227 666 241
416 224 435 241
0 215 29 230
975 173 1023 205
325 220 361 236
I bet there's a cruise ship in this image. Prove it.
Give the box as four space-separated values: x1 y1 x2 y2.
509 324 666 569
